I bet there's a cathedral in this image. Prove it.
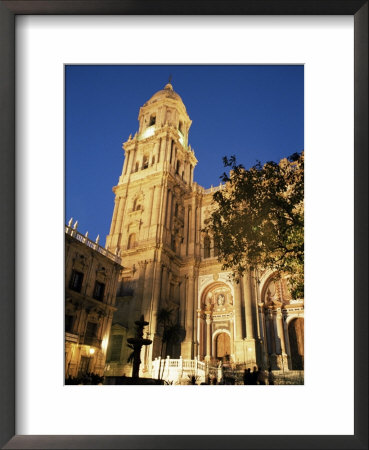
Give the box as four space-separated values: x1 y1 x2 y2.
103 82 304 383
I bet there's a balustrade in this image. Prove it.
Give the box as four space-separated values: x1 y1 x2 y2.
65 225 121 264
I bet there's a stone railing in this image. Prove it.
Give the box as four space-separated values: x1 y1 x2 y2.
65 225 121 264
203 184 224 195
151 357 221 385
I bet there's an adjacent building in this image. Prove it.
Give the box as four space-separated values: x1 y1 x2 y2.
65 222 122 378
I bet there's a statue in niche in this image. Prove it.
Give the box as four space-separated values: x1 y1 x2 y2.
217 294 225 306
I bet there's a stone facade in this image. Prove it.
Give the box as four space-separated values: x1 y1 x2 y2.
104 83 304 380
65 223 122 378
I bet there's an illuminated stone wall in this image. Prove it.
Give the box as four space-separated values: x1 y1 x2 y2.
104 83 304 378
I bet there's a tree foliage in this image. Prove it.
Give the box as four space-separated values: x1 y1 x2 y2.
205 152 304 298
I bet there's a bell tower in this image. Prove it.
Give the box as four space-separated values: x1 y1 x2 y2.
105 82 198 373
106 82 197 254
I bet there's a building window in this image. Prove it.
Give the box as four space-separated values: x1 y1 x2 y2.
84 321 98 346
65 314 74 333
85 321 97 337
69 270 84 293
152 156 155 165
133 199 141 211
149 114 156 126
135 162 139 172
127 233 137 249
142 155 149 169
109 335 123 361
176 160 180 174
204 236 211 258
93 281 105 301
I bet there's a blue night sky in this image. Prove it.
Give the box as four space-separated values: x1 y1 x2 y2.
65 65 304 243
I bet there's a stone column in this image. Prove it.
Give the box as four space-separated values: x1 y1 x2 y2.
161 266 169 305
179 280 185 328
147 186 155 230
186 207 191 255
156 182 165 226
242 271 254 339
122 151 130 175
283 313 291 360
181 205 188 256
276 310 286 354
166 139 172 163
165 190 172 230
109 197 120 235
181 275 194 359
128 149 136 174
234 282 243 340
166 270 172 303
205 313 211 361
233 282 244 363
113 196 126 239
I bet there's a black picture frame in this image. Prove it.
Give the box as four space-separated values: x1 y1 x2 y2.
0 1 367 449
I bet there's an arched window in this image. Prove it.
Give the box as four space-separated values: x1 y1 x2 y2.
204 236 211 258
149 114 156 126
127 233 136 249
133 199 141 211
142 155 149 170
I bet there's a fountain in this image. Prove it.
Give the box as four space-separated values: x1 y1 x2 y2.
127 315 152 379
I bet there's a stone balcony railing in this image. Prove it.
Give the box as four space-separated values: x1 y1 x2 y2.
203 184 225 195
65 225 121 264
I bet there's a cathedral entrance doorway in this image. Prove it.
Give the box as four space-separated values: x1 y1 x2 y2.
199 281 234 362
215 332 231 361
288 318 304 370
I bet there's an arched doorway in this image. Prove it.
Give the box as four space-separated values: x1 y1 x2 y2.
288 318 304 370
215 332 231 361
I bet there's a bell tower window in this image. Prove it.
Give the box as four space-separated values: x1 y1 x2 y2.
149 114 156 126
142 155 149 169
127 233 137 249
